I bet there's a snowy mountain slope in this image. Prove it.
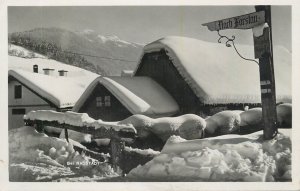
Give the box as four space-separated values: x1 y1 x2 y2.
8 44 46 58
9 28 143 76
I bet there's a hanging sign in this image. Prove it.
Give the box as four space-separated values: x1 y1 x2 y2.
202 11 265 31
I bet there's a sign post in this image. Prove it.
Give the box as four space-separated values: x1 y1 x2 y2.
202 5 278 140
254 5 278 140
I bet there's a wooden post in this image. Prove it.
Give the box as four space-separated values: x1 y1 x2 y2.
255 5 278 139
64 124 69 143
35 120 44 133
110 130 125 174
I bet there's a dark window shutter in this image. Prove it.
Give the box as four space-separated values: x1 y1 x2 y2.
14 85 22 99
12 108 26 115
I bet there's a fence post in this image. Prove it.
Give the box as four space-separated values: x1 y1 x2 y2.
110 130 125 174
35 120 44 133
63 124 69 143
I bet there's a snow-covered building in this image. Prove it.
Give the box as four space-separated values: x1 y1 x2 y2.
72 76 179 121
8 53 99 129
134 36 291 116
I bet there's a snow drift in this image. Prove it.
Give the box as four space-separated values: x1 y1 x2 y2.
24 110 136 133
9 126 117 181
128 129 291 181
120 114 206 141
25 102 291 144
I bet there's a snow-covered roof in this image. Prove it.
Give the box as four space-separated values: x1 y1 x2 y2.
8 49 99 108
73 76 179 117
8 55 98 79
136 36 291 104
9 69 97 108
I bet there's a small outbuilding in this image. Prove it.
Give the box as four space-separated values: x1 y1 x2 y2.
134 36 291 116
72 76 179 121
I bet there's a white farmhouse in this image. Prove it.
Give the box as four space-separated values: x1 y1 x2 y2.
8 53 99 129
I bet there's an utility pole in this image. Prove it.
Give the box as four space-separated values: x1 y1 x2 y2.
254 5 278 139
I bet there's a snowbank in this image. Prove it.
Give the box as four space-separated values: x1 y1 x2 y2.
124 146 160 156
205 110 242 135
25 111 207 142
128 130 291 181
9 126 85 167
277 103 292 126
60 129 92 144
120 114 206 141
240 108 263 126
9 126 117 181
24 110 136 133
205 103 292 136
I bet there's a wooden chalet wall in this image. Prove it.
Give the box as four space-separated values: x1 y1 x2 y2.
78 83 132 121
135 50 203 115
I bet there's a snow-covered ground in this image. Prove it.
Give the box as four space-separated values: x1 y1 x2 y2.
9 113 292 182
9 126 118 181
128 129 291 182
8 44 47 58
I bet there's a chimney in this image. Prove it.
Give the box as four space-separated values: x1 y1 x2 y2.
33 65 38 73
43 68 55 75
121 70 134 77
58 70 68 77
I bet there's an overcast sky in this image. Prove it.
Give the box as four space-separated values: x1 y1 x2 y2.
8 6 291 51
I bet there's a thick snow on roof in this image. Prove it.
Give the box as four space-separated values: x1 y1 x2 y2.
73 76 179 117
139 36 291 104
9 69 96 108
8 55 98 80
8 52 99 108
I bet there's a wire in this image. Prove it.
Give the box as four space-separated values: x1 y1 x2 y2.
60 50 138 63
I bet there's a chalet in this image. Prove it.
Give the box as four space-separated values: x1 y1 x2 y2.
8 54 99 129
72 76 179 121
134 36 291 116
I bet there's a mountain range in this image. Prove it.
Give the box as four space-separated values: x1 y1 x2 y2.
9 27 144 76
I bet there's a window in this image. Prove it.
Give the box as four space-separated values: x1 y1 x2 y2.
12 108 26 115
14 85 22 99
96 97 103 107
104 96 111 107
96 96 111 107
